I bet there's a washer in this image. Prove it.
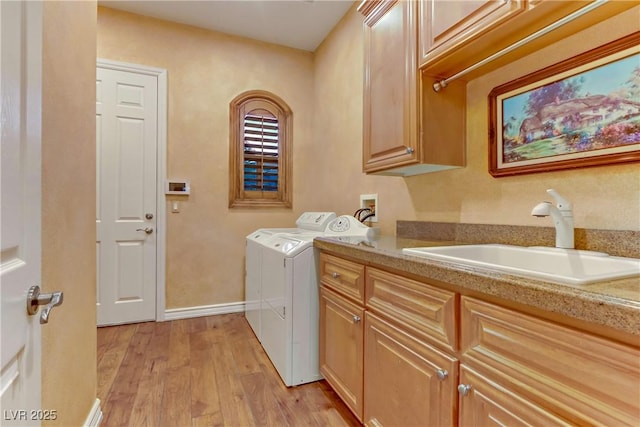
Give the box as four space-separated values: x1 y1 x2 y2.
245 212 336 345
246 214 375 386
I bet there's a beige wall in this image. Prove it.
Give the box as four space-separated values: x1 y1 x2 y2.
97 7 316 308
312 4 415 234
407 6 640 230
41 1 97 426
314 4 640 232
98 4 640 312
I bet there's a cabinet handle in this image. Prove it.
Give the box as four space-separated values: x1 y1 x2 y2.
457 384 472 396
331 272 340 279
406 147 414 154
436 369 448 381
352 315 361 323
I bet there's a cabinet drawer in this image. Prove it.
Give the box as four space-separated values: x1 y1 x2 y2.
365 267 457 352
461 297 640 426
320 253 365 304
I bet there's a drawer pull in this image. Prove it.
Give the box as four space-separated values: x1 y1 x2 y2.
331 272 340 279
352 315 361 323
436 369 448 381
457 384 472 396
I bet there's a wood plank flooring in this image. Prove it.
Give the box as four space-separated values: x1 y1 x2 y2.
97 313 361 427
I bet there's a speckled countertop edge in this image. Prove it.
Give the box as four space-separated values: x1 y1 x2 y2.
314 235 640 338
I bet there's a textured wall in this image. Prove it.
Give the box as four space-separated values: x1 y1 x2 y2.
41 1 97 425
406 6 640 230
314 5 640 235
97 7 315 308
97 4 639 313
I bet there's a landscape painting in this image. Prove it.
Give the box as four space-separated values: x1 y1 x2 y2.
489 33 640 177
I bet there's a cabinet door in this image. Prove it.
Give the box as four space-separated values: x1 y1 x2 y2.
361 0 419 173
461 297 640 425
319 287 364 421
364 312 458 427
419 0 525 67
458 364 572 426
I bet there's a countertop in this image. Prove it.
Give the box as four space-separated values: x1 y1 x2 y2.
314 235 640 341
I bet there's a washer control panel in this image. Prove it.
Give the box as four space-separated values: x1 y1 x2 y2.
325 215 375 238
295 212 337 231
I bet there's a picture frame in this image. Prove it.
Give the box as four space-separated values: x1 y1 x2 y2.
489 32 640 177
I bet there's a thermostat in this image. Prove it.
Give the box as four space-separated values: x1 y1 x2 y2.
165 179 190 195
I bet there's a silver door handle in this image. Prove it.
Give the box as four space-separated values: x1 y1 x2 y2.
136 227 153 234
27 285 64 324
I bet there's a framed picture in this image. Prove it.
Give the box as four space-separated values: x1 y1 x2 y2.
489 32 640 177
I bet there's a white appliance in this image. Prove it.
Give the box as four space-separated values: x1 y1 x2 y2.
245 212 336 347
245 213 374 386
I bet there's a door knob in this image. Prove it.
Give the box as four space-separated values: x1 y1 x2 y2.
436 369 449 381
136 227 153 234
27 285 64 324
458 384 472 396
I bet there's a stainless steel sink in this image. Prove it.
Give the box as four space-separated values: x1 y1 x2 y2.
402 244 640 285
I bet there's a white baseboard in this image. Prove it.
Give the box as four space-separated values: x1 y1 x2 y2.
84 399 103 427
164 301 245 321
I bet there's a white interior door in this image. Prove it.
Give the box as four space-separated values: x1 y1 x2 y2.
0 1 43 424
96 66 158 326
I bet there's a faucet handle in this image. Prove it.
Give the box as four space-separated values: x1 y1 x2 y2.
546 189 572 211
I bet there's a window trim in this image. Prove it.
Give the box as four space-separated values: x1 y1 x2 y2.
229 90 292 208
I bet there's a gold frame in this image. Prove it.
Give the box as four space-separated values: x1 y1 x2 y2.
489 32 640 177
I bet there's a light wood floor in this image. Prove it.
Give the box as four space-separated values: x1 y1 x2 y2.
97 313 361 427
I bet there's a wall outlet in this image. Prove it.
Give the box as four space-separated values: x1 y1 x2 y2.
359 193 378 223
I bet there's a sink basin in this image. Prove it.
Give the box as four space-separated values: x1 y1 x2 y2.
402 244 640 285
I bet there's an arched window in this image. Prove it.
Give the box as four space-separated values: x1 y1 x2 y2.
229 90 292 208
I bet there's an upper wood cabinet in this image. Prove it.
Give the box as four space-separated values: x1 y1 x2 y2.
419 0 639 78
359 0 465 176
419 0 526 69
360 0 419 173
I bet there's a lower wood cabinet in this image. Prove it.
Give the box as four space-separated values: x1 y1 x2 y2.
318 252 640 426
460 296 640 426
319 286 364 421
364 312 458 427
457 364 571 426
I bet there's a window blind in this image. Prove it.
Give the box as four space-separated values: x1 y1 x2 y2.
243 113 279 192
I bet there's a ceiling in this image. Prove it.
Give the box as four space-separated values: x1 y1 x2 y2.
99 0 356 52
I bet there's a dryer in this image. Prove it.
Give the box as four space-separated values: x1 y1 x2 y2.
245 212 335 343
246 214 375 386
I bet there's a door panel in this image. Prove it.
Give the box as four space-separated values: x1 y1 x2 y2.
0 0 43 421
96 66 157 326
364 312 458 427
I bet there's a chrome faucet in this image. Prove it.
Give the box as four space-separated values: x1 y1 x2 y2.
531 189 574 249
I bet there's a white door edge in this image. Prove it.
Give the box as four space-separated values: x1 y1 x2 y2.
96 58 167 322
82 398 103 427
